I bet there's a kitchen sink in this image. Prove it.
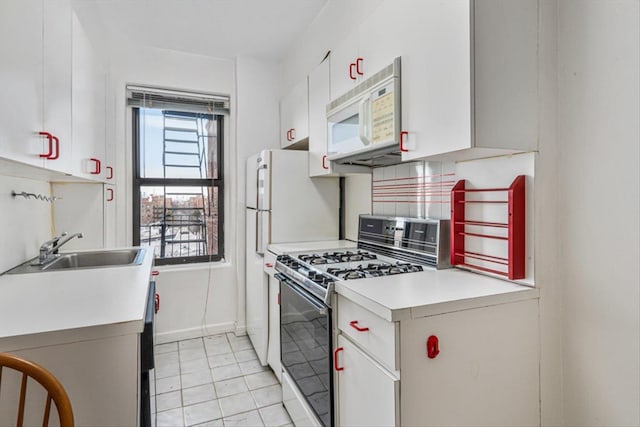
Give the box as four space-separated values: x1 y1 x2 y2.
5 248 145 274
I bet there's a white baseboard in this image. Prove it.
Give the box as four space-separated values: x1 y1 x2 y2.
155 321 236 344
234 322 247 337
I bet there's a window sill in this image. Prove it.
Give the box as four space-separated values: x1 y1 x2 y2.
153 260 231 273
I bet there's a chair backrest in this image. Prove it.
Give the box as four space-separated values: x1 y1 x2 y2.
0 353 74 427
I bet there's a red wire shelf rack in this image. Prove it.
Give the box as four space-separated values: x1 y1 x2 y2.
450 175 525 280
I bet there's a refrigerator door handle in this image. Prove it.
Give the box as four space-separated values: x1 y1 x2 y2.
256 210 265 255
257 164 267 211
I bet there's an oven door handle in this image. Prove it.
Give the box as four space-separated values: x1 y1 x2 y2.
276 273 327 314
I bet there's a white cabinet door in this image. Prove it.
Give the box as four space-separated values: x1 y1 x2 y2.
43 0 73 173
357 1 406 79
398 0 473 161
399 0 538 161
72 12 106 179
266 272 282 381
329 30 360 100
399 298 539 426
308 58 332 176
104 184 116 248
0 0 45 167
280 77 309 148
336 335 399 427
0 0 77 173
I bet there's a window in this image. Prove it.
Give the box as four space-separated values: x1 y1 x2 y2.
129 87 227 264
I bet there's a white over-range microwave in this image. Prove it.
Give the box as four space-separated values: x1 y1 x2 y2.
326 56 401 166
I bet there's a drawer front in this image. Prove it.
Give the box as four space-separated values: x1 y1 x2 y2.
337 295 399 371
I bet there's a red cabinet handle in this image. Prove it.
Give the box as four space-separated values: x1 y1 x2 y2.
90 158 101 174
155 293 160 314
38 131 53 158
106 166 113 180
349 320 370 332
356 57 364 76
286 129 291 141
151 271 160 276
349 63 357 80
106 188 114 201
427 335 440 359
400 131 409 152
265 263 273 268
322 155 329 170
334 347 344 371
289 128 295 141
48 135 60 160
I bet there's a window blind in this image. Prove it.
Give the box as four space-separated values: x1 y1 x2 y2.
126 85 230 114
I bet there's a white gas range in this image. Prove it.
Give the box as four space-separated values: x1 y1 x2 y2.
271 215 450 427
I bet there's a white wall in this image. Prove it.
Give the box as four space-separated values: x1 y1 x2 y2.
234 55 281 334
107 44 240 342
344 175 372 241
0 175 52 273
536 1 563 424
557 1 639 425
279 0 384 95
103 45 281 342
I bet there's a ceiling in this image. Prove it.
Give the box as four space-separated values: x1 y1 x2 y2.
71 0 328 61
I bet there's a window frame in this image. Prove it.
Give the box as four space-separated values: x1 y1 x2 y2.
132 107 225 265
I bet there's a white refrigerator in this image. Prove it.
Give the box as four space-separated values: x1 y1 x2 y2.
245 149 339 365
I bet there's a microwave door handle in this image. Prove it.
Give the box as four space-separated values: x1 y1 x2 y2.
359 97 371 145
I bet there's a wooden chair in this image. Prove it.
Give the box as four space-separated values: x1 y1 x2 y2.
0 353 74 427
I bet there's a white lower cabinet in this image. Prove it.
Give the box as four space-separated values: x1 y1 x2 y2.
0 334 139 426
335 294 539 426
336 335 399 427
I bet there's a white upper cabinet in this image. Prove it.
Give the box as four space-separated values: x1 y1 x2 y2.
43 0 74 173
308 57 332 176
0 0 107 180
309 55 370 177
326 0 538 163
0 0 64 169
72 12 107 180
280 77 309 148
398 0 538 161
329 30 361 100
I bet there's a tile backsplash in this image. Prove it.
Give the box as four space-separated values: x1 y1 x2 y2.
372 161 456 219
371 153 535 284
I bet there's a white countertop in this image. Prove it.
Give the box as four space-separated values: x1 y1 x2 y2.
268 240 538 321
268 240 356 255
336 268 539 321
0 247 154 351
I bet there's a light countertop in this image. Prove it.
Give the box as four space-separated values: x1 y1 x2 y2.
0 247 154 351
268 240 538 321
336 267 539 321
267 240 356 255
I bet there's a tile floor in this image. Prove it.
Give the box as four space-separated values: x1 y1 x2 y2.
152 333 293 427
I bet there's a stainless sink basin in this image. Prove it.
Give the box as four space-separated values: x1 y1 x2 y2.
5 248 146 274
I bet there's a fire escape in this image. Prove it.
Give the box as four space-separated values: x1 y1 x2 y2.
160 111 208 258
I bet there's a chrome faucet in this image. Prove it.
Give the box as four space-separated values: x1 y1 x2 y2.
38 232 83 264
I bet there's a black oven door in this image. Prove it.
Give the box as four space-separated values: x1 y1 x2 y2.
278 274 333 427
